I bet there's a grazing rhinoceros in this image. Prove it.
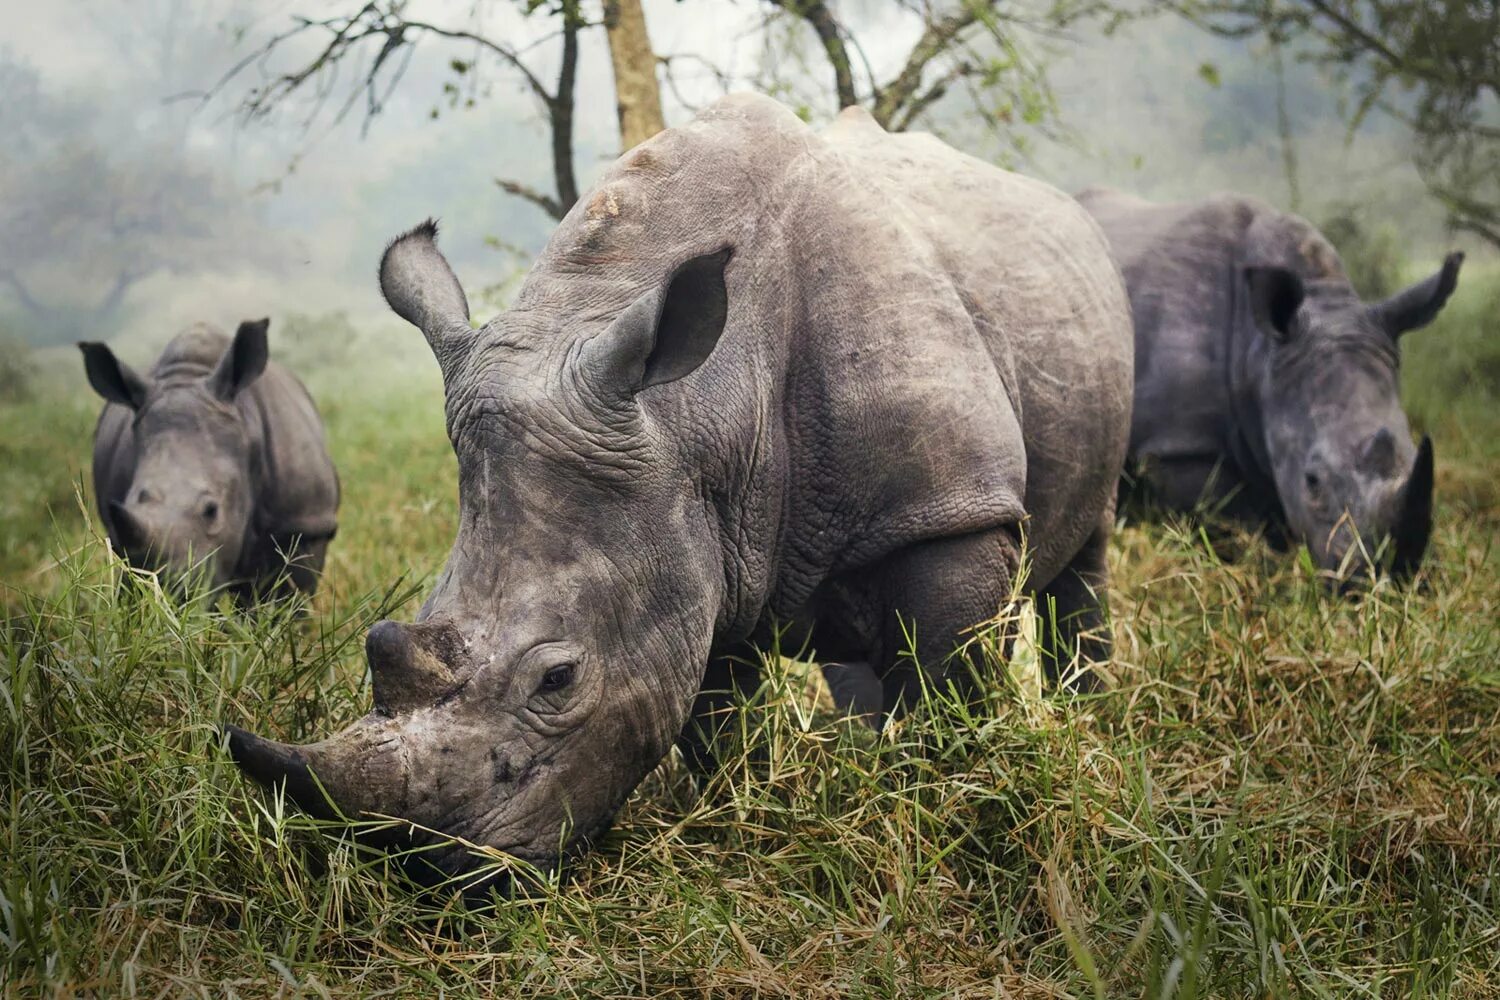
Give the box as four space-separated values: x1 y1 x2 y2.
80 320 340 602
225 94 1132 881
1076 188 1461 580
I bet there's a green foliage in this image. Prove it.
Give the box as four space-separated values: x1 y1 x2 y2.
1404 258 1500 514
270 312 364 375
1179 0 1500 248
1317 202 1406 298
0 332 36 403
1 292 1497 994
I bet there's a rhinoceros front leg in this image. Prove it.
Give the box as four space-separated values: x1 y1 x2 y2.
860 526 1023 718
675 644 763 780
821 661 884 725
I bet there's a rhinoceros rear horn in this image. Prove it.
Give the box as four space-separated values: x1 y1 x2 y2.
380 219 472 380
1376 252 1464 337
1390 434 1434 582
581 247 733 396
366 619 458 715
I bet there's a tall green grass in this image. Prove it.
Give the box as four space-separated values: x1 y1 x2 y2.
1 266 1496 997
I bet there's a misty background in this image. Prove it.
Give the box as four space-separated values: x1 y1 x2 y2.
0 0 1479 370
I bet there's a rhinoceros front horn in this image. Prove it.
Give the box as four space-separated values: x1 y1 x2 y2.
224 725 340 819
108 500 148 554
1390 434 1434 582
222 719 406 824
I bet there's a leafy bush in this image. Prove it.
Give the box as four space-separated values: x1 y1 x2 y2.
1318 201 1406 298
0 332 36 402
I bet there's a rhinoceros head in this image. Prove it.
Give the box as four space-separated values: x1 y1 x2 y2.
1243 253 1461 580
80 320 271 589
227 222 734 882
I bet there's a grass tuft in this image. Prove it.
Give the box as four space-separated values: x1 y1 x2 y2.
2 267 1497 995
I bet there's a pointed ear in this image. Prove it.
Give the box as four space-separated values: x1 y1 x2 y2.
1245 266 1305 343
1375 252 1463 337
209 318 270 401
379 219 472 380
78 341 149 409
581 248 732 396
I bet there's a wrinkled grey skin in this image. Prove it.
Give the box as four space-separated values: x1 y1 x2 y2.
81 321 340 602
1077 188 1460 579
227 95 1133 882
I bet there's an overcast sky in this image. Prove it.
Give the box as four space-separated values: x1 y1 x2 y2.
3 0 1448 352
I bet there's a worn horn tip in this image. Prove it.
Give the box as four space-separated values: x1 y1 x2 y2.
222 724 279 778
220 724 338 818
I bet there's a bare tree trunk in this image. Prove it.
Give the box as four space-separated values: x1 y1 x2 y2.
1272 39 1302 214
553 14 581 213
771 0 857 109
603 0 666 150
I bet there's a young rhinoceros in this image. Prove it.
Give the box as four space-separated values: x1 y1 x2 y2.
80 320 340 602
1076 189 1461 581
225 94 1133 882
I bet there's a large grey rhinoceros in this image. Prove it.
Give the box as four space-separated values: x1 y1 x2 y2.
80 320 340 602
1076 188 1461 580
225 94 1133 880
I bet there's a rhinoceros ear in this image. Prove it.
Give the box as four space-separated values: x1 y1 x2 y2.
1245 266 1305 343
1375 252 1464 337
379 219 472 380
581 248 732 396
210 318 270 401
78 341 149 410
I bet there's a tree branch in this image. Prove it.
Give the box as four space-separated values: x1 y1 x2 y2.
767 0 858 108
889 60 974 132
0 270 46 319
551 12 580 215
873 0 998 128
495 179 564 221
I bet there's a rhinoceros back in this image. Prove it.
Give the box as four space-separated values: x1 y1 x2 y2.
819 112 1134 588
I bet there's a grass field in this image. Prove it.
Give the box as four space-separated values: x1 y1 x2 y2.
2 262 1497 998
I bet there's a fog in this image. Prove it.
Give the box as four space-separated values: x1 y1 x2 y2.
1 0 1455 354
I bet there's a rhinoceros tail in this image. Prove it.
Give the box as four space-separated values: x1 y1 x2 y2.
379 219 473 379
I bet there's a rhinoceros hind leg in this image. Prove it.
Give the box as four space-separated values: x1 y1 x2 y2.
1036 519 1111 692
863 526 1023 718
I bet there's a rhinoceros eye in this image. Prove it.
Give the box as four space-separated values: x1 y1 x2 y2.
539 663 576 693
201 500 220 522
